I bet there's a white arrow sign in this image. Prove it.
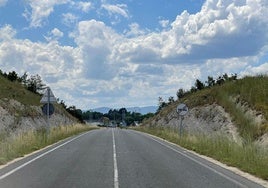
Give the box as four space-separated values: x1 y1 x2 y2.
40 87 57 103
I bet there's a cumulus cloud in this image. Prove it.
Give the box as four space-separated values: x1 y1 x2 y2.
23 0 69 28
72 20 123 80
117 0 268 64
1 0 268 109
0 25 81 83
164 0 268 60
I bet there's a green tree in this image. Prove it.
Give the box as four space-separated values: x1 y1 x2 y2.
157 97 167 113
195 79 205 90
216 76 224 85
20 72 28 85
206 76 215 87
67 106 83 123
7 71 18 82
168 96 175 104
177 88 185 99
26 74 46 93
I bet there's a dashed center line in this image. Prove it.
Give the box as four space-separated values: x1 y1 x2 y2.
112 129 119 188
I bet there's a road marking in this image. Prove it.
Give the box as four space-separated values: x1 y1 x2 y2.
0 131 89 180
141 132 248 188
112 129 119 188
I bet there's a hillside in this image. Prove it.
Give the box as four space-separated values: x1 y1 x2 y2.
0 75 78 134
143 75 268 147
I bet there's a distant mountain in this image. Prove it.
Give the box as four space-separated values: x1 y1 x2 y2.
126 106 158 114
91 106 157 115
91 107 111 114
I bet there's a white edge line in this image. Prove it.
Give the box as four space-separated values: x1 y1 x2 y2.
112 129 119 188
0 131 89 180
138 131 249 188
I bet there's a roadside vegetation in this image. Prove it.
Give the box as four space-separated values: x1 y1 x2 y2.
0 70 100 165
135 126 268 180
140 74 268 180
0 69 85 122
0 124 98 165
154 74 268 142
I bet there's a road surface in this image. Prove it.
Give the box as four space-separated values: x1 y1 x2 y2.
0 128 265 188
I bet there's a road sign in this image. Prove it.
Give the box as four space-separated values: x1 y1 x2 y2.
176 103 188 116
42 103 55 116
176 103 189 137
40 87 57 103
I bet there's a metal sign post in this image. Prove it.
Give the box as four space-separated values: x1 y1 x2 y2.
176 103 189 137
47 88 50 134
40 87 57 136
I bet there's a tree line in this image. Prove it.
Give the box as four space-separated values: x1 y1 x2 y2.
83 108 154 126
157 73 237 112
0 69 46 94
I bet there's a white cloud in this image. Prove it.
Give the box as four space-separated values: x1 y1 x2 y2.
23 0 70 28
116 0 268 64
51 28 64 38
72 20 123 80
62 13 78 26
69 1 93 12
123 23 147 37
0 0 7 7
101 3 129 18
159 19 170 28
242 63 268 76
1 0 268 109
45 28 64 41
0 25 16 41
77 1 92 12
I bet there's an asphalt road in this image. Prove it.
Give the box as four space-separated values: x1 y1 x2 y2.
0 128 265 188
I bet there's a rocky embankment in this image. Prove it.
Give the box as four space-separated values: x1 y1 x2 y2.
148 102 267 148
0 98 77 134
150 104 240 140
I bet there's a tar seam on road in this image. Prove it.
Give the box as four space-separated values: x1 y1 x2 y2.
0 131 90 180
112 129 119 188
141 132 249 188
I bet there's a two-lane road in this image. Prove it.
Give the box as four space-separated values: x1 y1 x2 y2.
0 129 265 188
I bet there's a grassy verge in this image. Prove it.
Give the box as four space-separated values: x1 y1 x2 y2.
212 76 268 141
0 124 98 165
134 126 268 180
175 76 268 142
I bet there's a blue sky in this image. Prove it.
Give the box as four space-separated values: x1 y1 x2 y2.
0 0 268 110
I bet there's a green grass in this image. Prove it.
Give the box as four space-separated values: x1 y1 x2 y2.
135 126 268 180
213 76 268 141
155 75 268 142
0 124 98 165
0 75 41 106
0 74 77 121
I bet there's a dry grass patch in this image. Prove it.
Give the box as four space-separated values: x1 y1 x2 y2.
0 124 98 165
